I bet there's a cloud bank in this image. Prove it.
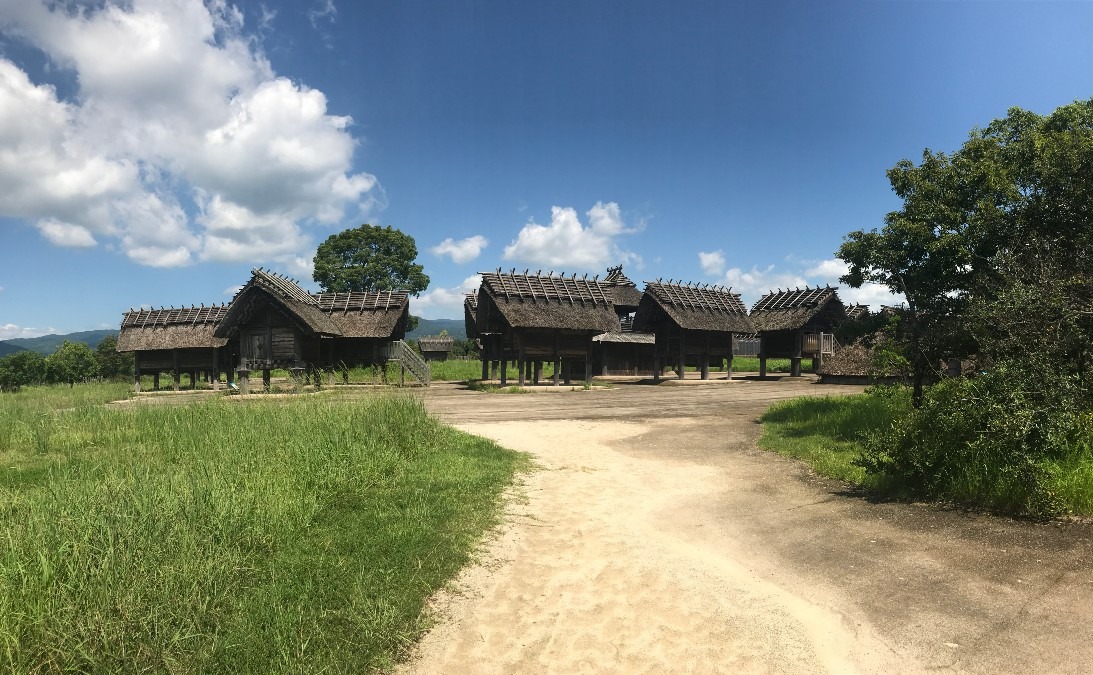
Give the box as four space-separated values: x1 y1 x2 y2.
0 0 375 268
431 235 488 264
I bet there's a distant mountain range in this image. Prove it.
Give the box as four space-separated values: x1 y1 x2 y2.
0 320 466 358
0 329 117 356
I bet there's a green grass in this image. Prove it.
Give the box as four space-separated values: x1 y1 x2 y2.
0 383 526 673
730 357 792 373
758 393 903 486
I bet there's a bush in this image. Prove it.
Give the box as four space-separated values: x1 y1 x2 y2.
857 365 1090 516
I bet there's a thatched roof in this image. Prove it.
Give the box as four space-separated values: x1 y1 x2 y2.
603 265 643 309
845 304 871 321
117 306 229 351
317 291 409 338
476 269 620 333
418 335 455 352
633 281 755 333
216 269 340 338
749 286 846 332
464 291 480 338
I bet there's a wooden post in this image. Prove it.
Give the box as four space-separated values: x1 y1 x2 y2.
263 369 272 391
727 334 734 380
517 340 526 387
481 356 489 381
585 336 593 386
211 349 219 391
172 349 180 392
534 360 542 385
500 356 508 386
701 354 709 380
791 330 803 377
238 367 250 395
133 352 141 392
153 372 160 390
677 331 686 380
400 364 405 387
563 359 571 385
553 331 561 387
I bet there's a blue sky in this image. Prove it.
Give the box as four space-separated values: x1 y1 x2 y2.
1 0 1092 337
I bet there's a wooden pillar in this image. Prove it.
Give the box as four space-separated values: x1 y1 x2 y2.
153 372 160 390
585 336 593 385
190 370 197 390
400 364 405 387
481 355 489 381
263 369 272 391
673 329 682 377
727 334 734 380
238 368 250 395
563 359 571 385
211 349 219 391
533 361 542 385
517 332 526 387
133 353 142 392
491 359 499 380
500 356 508 386
791 330 803 377
553 331 561 387
172 349 180 392
700 354 710 380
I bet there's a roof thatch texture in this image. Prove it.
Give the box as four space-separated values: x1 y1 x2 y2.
418 335 455 351
602 265 643 308
216 268 340 338
118 306 229 351
633 281 755 333
593 331 655 344
845 304 871 321
749 286 846 332
464 292 480 338
477 270 620 333
317 291 409 338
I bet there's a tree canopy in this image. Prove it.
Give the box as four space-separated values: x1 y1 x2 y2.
46 340 99 387
313 225 430 296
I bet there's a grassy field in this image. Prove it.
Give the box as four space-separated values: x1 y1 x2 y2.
0 383 526 673
758 393 901 487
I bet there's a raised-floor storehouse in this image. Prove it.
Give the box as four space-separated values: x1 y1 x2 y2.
750 286 846 377
118 268 417 392
475 269 619 385
632 281 755 380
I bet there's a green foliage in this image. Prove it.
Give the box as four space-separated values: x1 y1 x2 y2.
313 224 430 296
93 333 134 380
44 340 98 387
0 350 46 392
0 384 525 672
857 367 1089 516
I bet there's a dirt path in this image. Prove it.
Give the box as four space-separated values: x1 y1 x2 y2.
400 378 1093 674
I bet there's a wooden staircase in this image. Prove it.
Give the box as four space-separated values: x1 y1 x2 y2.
385 340 430 386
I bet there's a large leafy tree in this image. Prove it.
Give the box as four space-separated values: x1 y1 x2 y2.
46 340 99 387
313 225 430 295
0 350 45 392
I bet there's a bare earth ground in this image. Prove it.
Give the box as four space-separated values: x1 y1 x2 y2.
398 375 1093 674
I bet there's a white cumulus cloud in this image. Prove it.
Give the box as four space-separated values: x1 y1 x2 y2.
0 323 57 340
431 235 488 264
503 202 640 271
0 0 377 269
412 275 481 319
698 250 725 276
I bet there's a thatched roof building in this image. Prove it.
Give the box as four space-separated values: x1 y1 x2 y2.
418 335 455 361
750 286 846 333
118 305 229 352
602 265 643 311
632 281 754 380
475 269 619 334
845 303 871 321
749 286 846 376
464 291 480 340
118 268 413 391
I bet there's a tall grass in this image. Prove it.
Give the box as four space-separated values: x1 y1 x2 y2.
0 384 526 672
758 392 906 487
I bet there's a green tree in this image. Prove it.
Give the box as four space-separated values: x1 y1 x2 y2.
46 340 99 387
0 350 45 392
838 150 978 407
313 225 430 296
94 334 134 380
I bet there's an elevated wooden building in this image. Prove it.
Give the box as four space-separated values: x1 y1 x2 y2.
417 335 455 361
750 286 846 377
474 269 619 385
632 281 755 380
118 268 419 392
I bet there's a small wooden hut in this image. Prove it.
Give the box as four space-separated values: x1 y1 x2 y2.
632 281 755 381
475 269 619 385
119 268 416 392
591 265 656 375
749 286 846 377
417 335 455 361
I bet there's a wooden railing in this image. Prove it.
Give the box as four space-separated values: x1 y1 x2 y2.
385 340 430 386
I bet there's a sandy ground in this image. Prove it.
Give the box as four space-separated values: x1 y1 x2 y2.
401 418 904 674
398 378 1093 674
